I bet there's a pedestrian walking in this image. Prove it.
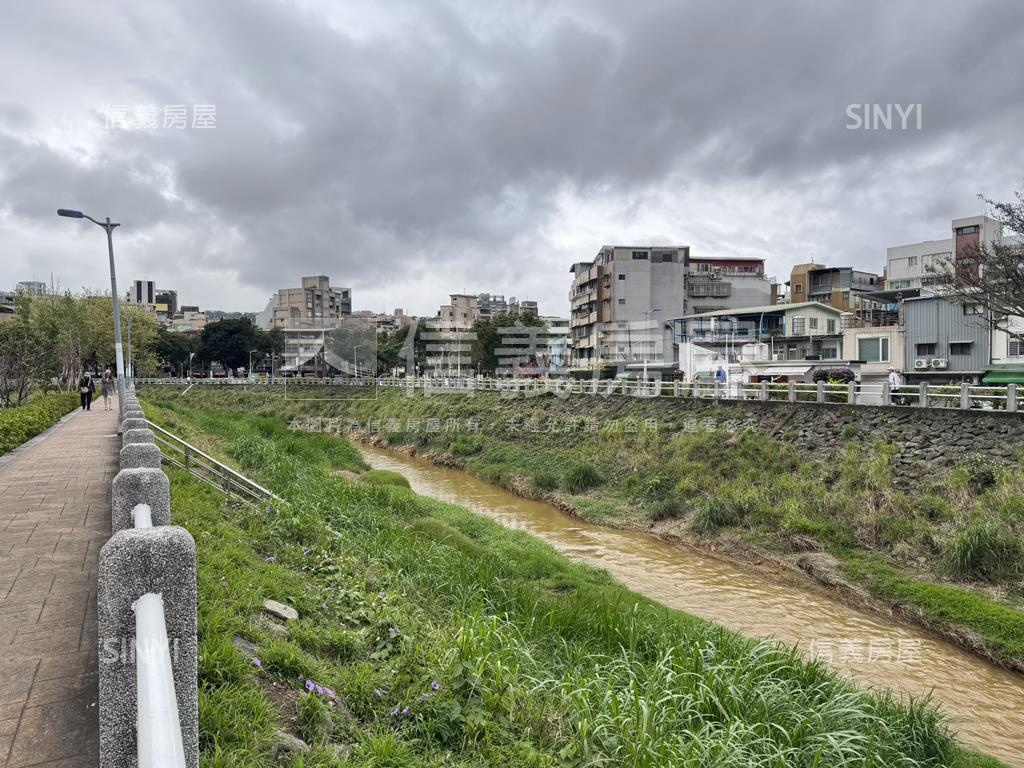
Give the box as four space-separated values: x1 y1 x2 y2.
888 366 903 405
100 368 115 411
78 372 96 411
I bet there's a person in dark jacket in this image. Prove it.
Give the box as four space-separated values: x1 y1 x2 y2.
78 373 95 411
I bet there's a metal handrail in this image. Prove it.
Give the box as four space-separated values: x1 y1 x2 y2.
144 419 282 507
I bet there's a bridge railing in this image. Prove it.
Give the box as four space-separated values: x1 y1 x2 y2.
132 376 1021 413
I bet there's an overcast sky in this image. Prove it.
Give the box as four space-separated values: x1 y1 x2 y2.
2 0 1022 317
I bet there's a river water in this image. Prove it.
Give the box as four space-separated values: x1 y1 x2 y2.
360 444 1024 766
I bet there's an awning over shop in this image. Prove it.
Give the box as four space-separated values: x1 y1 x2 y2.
982 365 1024 385
754 365 812 377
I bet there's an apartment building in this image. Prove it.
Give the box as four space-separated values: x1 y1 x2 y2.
885 215 1003 291
266 275 352 329
15 281 46 297
687 257 778 314
437 294 478 331
569 245 689 365
902 294 990 382
786 264 883 318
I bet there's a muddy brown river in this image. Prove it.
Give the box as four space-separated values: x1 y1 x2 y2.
360 444 1024 766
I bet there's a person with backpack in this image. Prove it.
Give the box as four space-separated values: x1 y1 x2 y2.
78 372 95 411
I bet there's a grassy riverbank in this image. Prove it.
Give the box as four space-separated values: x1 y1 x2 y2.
0 392 79 455
139 385 1024 674
140 390 1002 767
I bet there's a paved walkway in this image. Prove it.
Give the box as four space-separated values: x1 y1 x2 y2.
0 399 119 767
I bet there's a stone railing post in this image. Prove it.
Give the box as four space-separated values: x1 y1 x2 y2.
847 381 856 405
881 381 890 405
760 381 768 401
787 381 796 403
1008 383 1017 413
98 526 198 768
815 380 825 403
918 382 929 408
960 382 971 410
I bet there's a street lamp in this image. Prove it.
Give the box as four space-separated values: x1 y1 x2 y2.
352 344 362 379
641 308 662 383
188 352 196 380
126 314 133 380
249 349 259 379
57 208 127 405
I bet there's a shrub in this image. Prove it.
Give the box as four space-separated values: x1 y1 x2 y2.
842 425 858 439
943 519 1023 582
530 470 560 492
562 463 602 493
0 393 79 455
647 496 684 521
361 469 411 489
812 367 856 384
690 498 741 534
956 454 1002 492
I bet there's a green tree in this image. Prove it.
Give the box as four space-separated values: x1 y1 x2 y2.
199 319 261 373
470 313 546 375
156 328 201 376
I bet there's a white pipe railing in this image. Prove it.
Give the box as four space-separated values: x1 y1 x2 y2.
131 376 1022 413
130 502 186 768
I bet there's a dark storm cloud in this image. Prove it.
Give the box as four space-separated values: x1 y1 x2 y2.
0 0 1021 314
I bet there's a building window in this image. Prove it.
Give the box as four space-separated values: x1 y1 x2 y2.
618 274 625 280
821 347 838 360
791 317 806 335
907 256 918 267
809 317 819 330
963 303 984 315
1009 340 1024 357
858 337 890 363
826 319 837 334
794 285 803 294
631 251 649 260
956 225 980 235
950 342 972 355
916 343 937 356
618 298 625 305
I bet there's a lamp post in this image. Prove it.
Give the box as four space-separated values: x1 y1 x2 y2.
249 349 259 379
188 351 196 380
641 308 662 383
57 208 127 405
126 314 133 380
353 344 362 379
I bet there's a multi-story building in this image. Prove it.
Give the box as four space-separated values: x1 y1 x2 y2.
568 247 776 366
155 289 178 318
437 294 478 332
0 291 15 322
884 215 1004 291
569 245 690 366
686 257 778 315
842 325 906 385
128 280 156 306
266 275 352 329
16 281 46 297
510 298 539 316
786 264 883 320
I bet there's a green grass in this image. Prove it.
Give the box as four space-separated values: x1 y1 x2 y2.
361 469 411 488
144 392 1002 767
0 392 79 455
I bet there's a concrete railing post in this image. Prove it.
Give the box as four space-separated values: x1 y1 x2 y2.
98 526 198 768
787 381 796 403
816 380 825 403
120 443 163 470
760 381 768 401
881 381 890 405
1008 383 1017 413
918 382 929 408
111 468 171 533
960 382 971 410
847 381 856 405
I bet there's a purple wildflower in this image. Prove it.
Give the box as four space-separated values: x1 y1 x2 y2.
302 547 310 556
374 688 387 698
378 591 386 599
325 687 336 698
321 603 328 611
339 623 347 630
305 680 314 692
420 692 430 702
401 706 410 716
252 657 262 668
430 680 441 691
388 627 397 638
265 555 276 562
315 684 324 695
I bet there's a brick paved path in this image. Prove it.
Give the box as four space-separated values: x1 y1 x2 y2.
0 400 119 767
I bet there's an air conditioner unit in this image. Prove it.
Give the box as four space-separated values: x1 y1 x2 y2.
931 358 948 369
914 358 930 369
